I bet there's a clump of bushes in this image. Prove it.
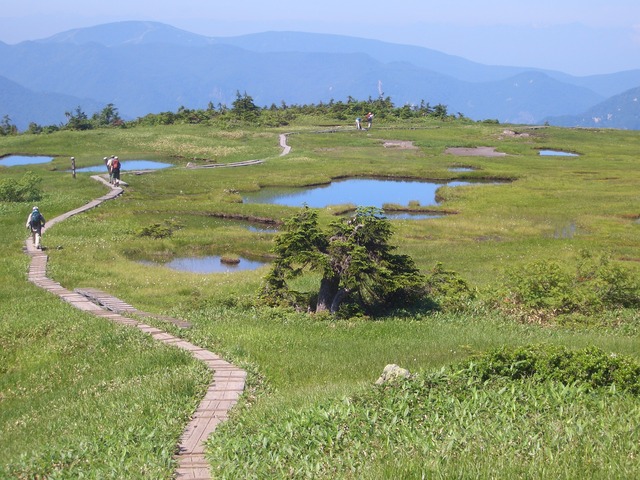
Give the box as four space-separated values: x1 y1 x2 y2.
136 219 183 239
0 172 42 202
465 344 640 394
424 262 476 312
494 251 640 322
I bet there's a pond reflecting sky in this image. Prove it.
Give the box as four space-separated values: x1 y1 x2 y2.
0 155 53 166
142 255 267 273
243 178 493 209
539 150 579 157
74 160 172 172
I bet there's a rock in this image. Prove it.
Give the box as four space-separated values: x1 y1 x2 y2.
375 364 411 385
220 256 240 265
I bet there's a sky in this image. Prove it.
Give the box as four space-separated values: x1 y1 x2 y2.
1 0 639 76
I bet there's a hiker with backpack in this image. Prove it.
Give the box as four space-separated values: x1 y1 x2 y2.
26 206 46 250
111 156 121 186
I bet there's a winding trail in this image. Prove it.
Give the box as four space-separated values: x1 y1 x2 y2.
188 133 291 168
279 133 292 156
24 174 246 480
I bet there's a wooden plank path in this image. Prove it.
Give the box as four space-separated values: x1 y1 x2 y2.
74 287 193 329
187 133 291 168
24 174 245 480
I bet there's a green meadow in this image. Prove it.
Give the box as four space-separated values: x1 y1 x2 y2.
1 118 640 478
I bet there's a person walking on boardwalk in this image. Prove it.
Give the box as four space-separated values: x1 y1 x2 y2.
26 206 46 249
110 156 121 186
106 156 114 184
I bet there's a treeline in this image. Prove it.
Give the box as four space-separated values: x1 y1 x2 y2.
132 92 463 128
2 92 477 135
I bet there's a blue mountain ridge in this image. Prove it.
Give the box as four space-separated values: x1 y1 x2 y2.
1 21 639 130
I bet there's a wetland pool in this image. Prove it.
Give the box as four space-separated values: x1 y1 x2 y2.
141 255 268 273
539 150 579 157
0 155 53 167
242 177 501 210
73 160 173 172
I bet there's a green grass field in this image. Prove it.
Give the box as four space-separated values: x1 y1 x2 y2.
2 118 639 478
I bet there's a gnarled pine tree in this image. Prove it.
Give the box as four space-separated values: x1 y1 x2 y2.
261 206 425 315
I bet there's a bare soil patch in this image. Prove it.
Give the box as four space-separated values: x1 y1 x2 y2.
445 146 507 157
383 140 418 149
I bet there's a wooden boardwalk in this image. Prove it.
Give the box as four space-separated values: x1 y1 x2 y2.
24 175 245 480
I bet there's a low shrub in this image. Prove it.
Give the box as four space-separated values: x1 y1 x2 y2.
465 344 640 394
495 251 640 322
424 262 476 312
136 219 183 239
0 171 42 202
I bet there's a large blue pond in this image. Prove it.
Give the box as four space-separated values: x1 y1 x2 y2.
0 155 53 167
242 178 497 209
74 160 172 172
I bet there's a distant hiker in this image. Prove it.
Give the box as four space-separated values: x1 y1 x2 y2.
111 156 121 186
355 117 362 130
366 112 374 130
26 206 46 250
71 156 76 179
106 155 117 184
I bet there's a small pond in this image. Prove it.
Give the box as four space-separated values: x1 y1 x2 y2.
383 212 444 220
539 150 579 157
74 160 172 172
448 167 476 172
0 155 53 167
245 224 279 233
242 178 500 209
141 255 267 273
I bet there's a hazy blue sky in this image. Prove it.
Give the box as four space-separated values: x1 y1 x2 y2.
2 0 639 76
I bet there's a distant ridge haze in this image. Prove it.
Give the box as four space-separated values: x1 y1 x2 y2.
2 21 639 130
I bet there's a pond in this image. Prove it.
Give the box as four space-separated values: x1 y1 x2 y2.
539 150 579 157
245 224 279 233
382 212 444 220
74 160 172 172
141 255 267 273
242 177 499 209
0 155 53 167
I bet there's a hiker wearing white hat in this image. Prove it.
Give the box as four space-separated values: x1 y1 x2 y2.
26 206 46 249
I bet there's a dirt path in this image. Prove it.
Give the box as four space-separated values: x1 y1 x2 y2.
24 175 245 480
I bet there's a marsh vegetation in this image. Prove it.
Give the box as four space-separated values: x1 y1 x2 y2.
1 114 639 478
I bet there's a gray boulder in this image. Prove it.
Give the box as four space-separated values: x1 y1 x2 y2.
375 364 411 385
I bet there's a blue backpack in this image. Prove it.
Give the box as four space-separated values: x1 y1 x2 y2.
30 210 42 228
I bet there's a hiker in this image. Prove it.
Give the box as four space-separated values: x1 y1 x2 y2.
71 156 76 178
355 117 362 130
26 206 46 250
366 112 374 130
106 156 114 183
111 156 121 186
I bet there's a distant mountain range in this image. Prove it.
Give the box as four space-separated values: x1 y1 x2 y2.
1 21 639 130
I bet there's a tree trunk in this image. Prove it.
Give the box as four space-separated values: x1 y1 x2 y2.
330 288 349 314
316 275 340 313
